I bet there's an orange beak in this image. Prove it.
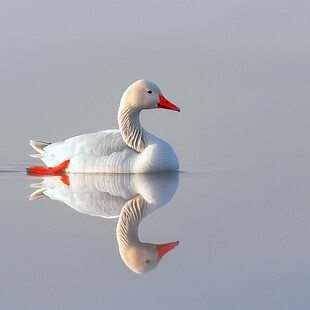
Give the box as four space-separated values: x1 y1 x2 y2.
158 95 180 112
157 241 179 260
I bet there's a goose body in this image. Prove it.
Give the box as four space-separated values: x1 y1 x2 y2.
28 80 180 174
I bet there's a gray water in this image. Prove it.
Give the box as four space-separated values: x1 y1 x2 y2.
1 166 309 309
1 1 310 309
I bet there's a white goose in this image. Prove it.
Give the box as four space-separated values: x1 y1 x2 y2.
28 80 180 174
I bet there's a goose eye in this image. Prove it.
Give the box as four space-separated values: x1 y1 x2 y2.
145 259 151 264
147 90 152 94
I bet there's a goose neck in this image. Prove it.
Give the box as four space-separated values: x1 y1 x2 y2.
118 104 148 153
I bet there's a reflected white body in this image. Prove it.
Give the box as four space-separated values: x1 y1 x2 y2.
29 80 179 173
30 172 179 273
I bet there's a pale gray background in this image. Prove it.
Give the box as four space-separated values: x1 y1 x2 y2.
1 1 310 309
1 0 309 172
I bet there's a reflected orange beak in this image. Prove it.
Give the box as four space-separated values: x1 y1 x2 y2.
158 95 180 112
157 241 179 260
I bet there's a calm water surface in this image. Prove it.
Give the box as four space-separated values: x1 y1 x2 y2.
0 163 309 309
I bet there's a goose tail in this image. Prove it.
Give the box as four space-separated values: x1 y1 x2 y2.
29 140 51 154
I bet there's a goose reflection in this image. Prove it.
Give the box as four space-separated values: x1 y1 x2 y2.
29 172 179 273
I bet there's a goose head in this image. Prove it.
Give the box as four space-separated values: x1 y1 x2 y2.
121 240 179 274
120 80 180 112
118 80 180 152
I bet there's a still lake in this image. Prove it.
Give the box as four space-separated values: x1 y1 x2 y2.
0 162 309 309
